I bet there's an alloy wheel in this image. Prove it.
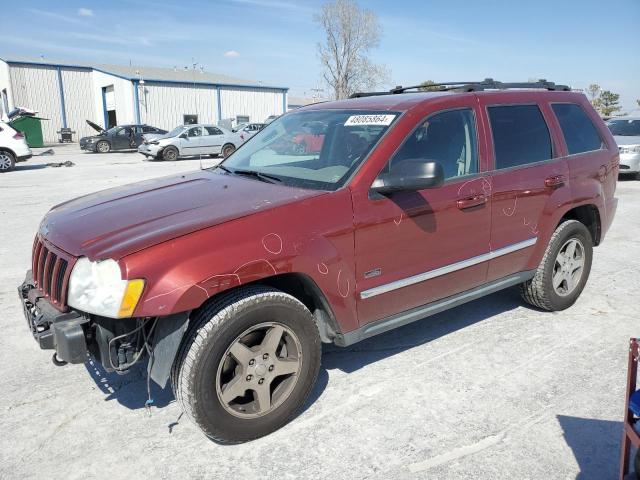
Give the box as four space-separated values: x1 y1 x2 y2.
216 322 302 419
0 153 12 170
552 238 585 297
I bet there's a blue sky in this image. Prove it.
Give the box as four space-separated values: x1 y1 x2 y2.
4 0 639 112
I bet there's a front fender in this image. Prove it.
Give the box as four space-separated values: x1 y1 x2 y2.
121 188 359 333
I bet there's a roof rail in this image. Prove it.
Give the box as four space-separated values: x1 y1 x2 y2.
350 78 571 98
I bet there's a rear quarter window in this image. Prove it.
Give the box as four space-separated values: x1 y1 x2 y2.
488 104 553 169
552 103 603 154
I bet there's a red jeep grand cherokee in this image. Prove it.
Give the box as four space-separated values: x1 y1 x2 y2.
19 80 619 443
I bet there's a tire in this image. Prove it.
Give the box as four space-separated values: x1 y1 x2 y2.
635 448 640 480
162 146 179 161
95 140 111 153
520 219 593 311
222 143 236 158
0 150 16 172
172 286 321 443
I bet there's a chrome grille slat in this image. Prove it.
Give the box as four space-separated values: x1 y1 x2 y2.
31 235 74 311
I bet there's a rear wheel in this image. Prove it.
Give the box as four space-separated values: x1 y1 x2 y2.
162 146 179 161
520 219 593 311
95 140 110 153
0 150 16 172
172 286 321 443
222 143 236 158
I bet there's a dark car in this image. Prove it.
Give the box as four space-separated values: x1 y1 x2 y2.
80 120 167 153
19 80 618 443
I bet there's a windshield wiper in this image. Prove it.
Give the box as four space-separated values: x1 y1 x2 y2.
231 169 283 184
216 164 233 173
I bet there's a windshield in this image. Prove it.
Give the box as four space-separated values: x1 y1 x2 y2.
607 119 640 136
220 110 399 190
164 126 185 137
104 126 120 135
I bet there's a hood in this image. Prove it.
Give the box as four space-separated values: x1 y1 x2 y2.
613 135 640 146
40 170 324 260
86 119 105 134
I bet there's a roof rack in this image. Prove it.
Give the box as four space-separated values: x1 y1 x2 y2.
350 78 571 98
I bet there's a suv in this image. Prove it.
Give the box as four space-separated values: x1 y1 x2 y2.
18 80 619 443
0 121 32 172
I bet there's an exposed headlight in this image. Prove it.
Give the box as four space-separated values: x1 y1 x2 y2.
619 144 640 154
67 257 145 318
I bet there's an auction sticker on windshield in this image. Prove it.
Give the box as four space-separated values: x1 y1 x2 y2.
344 114 396 126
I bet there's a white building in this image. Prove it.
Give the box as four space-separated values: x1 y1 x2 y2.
0 58 288 143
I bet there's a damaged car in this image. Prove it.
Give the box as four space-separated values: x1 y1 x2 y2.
80 120 167 153
19 80 618 443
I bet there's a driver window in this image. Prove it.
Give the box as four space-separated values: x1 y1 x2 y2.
187 127 202 137
387 108 478 180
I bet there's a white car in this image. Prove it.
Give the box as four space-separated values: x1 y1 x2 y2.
607 117 640 179
138 124 241 161
0 121 32 172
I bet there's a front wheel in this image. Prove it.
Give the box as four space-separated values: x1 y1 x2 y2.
520 219 593 311
95 140 111 153
162 146 179 161
172 286 321 443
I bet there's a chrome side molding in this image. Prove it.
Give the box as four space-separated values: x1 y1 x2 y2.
360 237 537 300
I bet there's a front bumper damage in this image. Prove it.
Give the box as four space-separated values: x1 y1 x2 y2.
18 270 190 387
19 271 88 364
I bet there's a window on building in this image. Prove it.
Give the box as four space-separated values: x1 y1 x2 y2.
385 108 478 180
552 103 604 154
236 115 250 124
488 105 553 169
183 114 198 125
204 126 223 135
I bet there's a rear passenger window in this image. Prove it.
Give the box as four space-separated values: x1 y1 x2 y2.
488 105 553 169
552 103 603 154
388 108 478 180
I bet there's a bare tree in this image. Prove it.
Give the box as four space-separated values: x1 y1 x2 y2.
315 0 389 99
586 84 601 103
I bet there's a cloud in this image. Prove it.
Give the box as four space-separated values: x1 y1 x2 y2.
78 8 94 17
224 50 240 58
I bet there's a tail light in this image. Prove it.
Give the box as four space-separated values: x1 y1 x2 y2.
13 131 25 139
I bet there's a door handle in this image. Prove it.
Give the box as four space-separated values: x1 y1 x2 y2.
456 194 487 210
545 175 566 188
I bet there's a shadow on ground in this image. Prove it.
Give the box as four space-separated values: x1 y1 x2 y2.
557 414 626 480
84 287 525 416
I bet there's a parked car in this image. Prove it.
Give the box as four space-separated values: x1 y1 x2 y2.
0 121 32 172
607 117 640 179
19 80 619 444
138 124 240 161
80 121 167 153
233 123 266 143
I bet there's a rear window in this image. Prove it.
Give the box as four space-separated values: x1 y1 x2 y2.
488 105 553 169
552 103 603 154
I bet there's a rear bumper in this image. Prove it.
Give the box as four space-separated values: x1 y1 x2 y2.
16 154 32 163
18 270 88 363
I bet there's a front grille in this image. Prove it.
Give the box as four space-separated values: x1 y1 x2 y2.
32 235 75 311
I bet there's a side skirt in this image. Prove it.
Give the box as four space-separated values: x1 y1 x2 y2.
334 270 536 347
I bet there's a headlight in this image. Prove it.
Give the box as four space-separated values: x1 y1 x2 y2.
619 144 640 154
67 257 145 318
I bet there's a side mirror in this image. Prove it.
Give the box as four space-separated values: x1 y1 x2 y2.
371 160 444 195
179 133 188 139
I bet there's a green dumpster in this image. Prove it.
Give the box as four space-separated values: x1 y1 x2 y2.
9 116 47 148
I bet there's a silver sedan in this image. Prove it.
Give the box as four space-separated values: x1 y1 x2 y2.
138 124 241 161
